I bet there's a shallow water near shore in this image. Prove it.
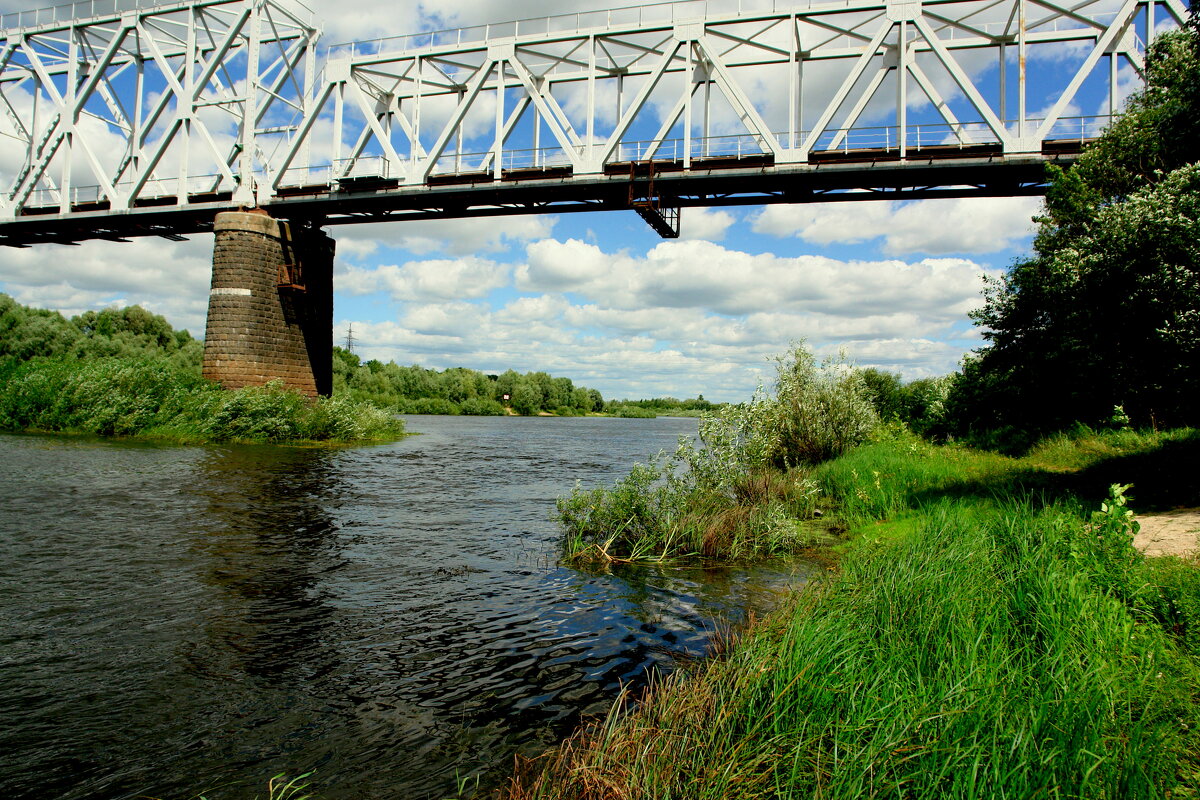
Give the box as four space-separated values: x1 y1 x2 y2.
0 415 812 800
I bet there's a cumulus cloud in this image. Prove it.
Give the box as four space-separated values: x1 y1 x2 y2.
339 256 510 301
751 196 1039 255
336 215 557 259
0 235 214 332
330 236 1000 399
519 238 999 318
679 207 736 241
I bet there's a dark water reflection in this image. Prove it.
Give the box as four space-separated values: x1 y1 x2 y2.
0 417 811 799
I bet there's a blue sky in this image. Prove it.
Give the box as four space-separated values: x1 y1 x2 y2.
0 0 1170 402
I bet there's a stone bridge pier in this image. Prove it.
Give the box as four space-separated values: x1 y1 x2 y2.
202 210 334 397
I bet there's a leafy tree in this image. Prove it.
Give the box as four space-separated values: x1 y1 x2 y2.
859 369 906 421
511 380 543 416
947 17 1200 436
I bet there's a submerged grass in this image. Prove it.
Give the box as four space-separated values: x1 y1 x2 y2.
516 430 1200 799
0 356 406 445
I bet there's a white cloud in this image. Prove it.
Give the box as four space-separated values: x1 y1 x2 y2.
752 196 1039 255
339 256 510 301
518 238 999 318
679 207 736 241
336 215 556 258
0 235 214 333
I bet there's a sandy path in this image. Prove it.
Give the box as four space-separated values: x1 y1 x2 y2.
1133 508 1200 557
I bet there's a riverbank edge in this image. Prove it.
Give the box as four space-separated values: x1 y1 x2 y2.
503 429 1200 799
0 425 410 448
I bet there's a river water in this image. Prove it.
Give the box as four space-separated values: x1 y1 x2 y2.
0 416 810 800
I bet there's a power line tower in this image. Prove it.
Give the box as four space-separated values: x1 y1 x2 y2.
344 323 357 354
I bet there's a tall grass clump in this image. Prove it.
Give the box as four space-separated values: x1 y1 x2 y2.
0 356 405 444
509 493 1200 800
558 344 876 563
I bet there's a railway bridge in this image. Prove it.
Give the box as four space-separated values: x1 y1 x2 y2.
0 0 1186 394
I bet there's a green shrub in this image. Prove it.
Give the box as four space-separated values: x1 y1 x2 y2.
459 397 505 416
766 345 879 466
0 356 404 444
558 344 878 562
613 405 656 418
206 382 305 441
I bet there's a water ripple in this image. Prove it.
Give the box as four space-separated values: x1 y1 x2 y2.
0 418 810 800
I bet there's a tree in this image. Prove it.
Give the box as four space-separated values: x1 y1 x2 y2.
511 379 543 416
947 18 1200 436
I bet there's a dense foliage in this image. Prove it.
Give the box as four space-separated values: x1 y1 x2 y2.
558 344 878 562
333 347 605 416
947 17 1200 440
857 368 952 436
603 395 717 418
0 293 202 369
0 295 403 443
0 356 405 443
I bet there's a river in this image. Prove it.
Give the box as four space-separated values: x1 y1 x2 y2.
0 415 811 799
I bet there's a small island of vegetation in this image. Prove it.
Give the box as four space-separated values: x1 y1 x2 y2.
0 298 405 445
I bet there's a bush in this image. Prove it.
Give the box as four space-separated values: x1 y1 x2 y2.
557 344 871 562
0 356 206 435
767 346 879 466
613 405 656 418
0 356 404 444
206 382 306 441
459 396 506 416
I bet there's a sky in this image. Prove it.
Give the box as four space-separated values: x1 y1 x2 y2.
0 0 1162 402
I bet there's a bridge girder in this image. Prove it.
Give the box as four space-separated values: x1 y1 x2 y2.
0 0 1188 245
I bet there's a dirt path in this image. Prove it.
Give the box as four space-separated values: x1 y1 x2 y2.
1133 508 1200 557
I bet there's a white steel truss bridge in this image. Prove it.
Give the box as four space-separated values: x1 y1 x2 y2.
0 0 1189 246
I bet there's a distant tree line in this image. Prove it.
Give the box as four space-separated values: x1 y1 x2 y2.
333 348 606 416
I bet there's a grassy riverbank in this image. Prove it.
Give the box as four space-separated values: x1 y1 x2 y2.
0 356 405 445
508 428 1200 799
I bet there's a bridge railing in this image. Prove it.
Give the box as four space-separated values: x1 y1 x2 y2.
24 174 236 211
327 0 854 59
1 0 157 29
328 0 1137 59
1 0 316 29
1041 115 1114 142
25 113 1117 213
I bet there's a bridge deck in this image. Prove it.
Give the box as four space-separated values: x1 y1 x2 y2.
0 140 1085 247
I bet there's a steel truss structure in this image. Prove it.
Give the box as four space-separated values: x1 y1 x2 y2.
0 0 1188 245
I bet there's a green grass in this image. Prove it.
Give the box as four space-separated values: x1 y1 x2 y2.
513 430 1200 799
0 356 406 445
559 424 1200 565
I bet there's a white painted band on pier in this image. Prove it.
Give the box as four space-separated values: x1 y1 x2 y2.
211 287 252 297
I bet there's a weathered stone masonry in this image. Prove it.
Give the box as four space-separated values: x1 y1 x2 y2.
202 210 334 397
